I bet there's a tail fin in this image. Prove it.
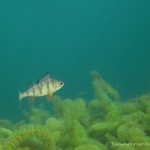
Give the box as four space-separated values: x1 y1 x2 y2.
19 90 23 108
19 90 23 101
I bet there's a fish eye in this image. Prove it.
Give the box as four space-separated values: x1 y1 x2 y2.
59 82 63 86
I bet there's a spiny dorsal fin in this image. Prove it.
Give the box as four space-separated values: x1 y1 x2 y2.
37 72 51 84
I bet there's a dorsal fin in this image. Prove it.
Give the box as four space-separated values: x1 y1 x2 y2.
37 72 51 84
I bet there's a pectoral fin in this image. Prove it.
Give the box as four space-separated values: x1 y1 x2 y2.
47 93 53 102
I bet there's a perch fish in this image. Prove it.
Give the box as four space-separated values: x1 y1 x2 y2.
19 73 64 102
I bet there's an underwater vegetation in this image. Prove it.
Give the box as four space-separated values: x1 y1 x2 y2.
0 71 150 150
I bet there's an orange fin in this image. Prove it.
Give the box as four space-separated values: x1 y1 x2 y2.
47 93 52 102
29 97 34 103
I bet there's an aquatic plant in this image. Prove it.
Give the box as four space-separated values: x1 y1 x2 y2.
52 96 90 126
52 99 88 148
91 70 120 102
0 127 13 138
0 119 14 130
3 125 56 150
45 117 63 142
23 103 50 124
1 71 150 150
75 143 105 150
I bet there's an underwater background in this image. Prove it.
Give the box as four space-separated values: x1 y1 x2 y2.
0 0 150 150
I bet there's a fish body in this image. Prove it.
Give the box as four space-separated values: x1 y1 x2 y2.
19 73 64 101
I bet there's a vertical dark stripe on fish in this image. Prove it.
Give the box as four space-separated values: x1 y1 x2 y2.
38 83 42 95
51 79 54 88
45 80 50 94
